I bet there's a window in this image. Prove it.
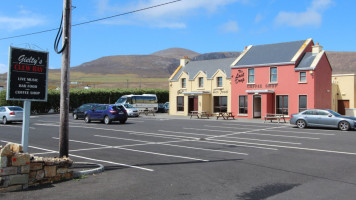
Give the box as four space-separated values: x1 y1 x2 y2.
270 67 277 83
217 77 223 87
276 95 288 115
239 96 248 114
299 95 307 112
198 77 204 88
177 96 184 111
181 78 186 88
248 68 255 83
213 96 227 112
299 72 307 82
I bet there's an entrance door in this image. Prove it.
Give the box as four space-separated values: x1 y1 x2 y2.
338 100 349 115
253 95 262 118
188 96 198 113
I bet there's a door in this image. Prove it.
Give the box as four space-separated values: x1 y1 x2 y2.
188 96 198 113
253 95 262 118
338 100 349 115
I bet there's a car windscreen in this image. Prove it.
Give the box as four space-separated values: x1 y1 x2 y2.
124 104 134 108
116 97 127 104
8 107 23 111
328 110 341 117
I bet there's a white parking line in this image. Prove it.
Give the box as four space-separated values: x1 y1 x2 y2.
159 130 215 137
184 128 320 140
52 137 209 162
95 135 248 156
0 139 154 172
195 140 279 151
261 129 336 136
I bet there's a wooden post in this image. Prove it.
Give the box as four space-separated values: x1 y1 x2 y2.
59 0 71 158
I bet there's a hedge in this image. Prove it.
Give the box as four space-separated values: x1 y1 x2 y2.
0 88 169 114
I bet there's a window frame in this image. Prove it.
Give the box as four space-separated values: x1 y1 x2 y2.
217 77 223 87
248 68 255 84
176 96 184 112
198 77 204 88
276 95 289 115
299 72 307 83
213 96 228 113
270 67 277 83
239 95 248 115
181 78 186 88
299 95 307 113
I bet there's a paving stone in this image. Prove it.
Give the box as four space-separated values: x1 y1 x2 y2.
30 162 43 171
36 170 45 180
12 153 30 166
9 174 28 185
11 144 23 153
57 168 68 174
0 157 7 168
0 167 18 176
0 184 23 192
0 176 9 188
44 166 57 177
21 165 30 174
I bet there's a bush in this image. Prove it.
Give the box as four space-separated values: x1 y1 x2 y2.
0 88 169 114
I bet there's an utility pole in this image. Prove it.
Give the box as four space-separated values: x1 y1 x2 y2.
59 0 71 158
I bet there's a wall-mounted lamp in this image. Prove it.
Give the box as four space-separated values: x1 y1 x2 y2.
309 70 314 77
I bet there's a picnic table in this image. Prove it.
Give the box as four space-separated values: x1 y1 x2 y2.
264 113 286 123
216 112 235 120
190 111 209 119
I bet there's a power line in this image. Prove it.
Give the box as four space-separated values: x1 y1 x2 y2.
0 0 182 41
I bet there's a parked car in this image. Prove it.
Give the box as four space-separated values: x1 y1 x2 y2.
0 106 24 124
73 103 99 120
290 109 356 131
84 104 128 124
164 102 169 113
157 104 166 113
122 103 139 117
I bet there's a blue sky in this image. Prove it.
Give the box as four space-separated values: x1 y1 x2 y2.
0 0 355 74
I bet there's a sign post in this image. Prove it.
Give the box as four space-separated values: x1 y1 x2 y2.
7 47 49 152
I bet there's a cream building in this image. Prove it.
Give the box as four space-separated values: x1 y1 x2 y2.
168 57 235 116
332 74 356 116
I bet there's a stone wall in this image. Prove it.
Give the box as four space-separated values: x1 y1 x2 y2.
0 143 73 192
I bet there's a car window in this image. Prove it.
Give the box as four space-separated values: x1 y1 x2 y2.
124 104 133 108
8 107 23 111
303 110 315 115
0 107 5 112
317 110 329 116
112 106 123 111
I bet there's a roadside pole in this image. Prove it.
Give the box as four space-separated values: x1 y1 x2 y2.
59 0 72 158
21 101 31 152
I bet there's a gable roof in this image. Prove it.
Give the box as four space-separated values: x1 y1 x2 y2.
170 57 235 81
232 40 307 68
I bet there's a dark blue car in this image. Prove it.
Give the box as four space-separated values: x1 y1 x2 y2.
84 104 128 124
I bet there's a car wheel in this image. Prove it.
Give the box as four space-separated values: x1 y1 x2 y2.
119 119 126 124
73 113 78 120
84 115 91 123
104 116 111 125
296 119 306 129
3 117 8 125
339 121 350 131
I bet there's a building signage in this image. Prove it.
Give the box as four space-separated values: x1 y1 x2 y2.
234 70 245 84
7 47 48 101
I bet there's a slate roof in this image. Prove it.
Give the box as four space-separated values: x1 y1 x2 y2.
233 40 306 68
295 52 318 71
170 57 236 81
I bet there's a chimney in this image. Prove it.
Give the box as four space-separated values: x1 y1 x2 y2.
180 56 190 67
312 42 323 53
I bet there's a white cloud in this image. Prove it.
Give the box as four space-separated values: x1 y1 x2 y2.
254 13 263 24
95 0 245 29
220 21 239 33
0 7 45 31
0 63 8 74
275 0 333 27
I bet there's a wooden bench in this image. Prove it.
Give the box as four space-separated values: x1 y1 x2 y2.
216 112 235 120
264 113 286 123
190 111 209 119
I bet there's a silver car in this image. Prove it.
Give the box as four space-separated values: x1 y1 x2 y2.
0 106 24 124
290 109 356 131
120 104 139 117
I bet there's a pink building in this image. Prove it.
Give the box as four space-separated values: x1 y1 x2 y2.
231 39 332 119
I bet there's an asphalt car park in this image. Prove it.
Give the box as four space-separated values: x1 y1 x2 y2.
1 114 356 199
